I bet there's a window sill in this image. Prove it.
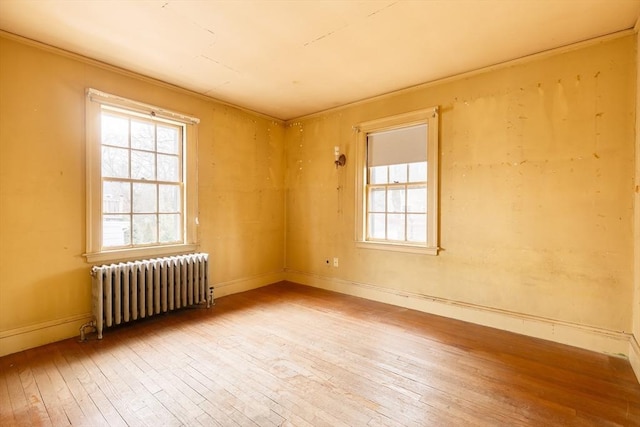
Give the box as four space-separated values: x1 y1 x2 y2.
355 241 439 255
84 244 199 264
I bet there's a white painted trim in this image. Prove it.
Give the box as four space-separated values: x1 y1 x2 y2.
85 244 200 264
630 336 640 384
87 88 200 124
0 270 285 357
213 270 285 298
355 241 438 255
84 89 200 262
0 30 284 124
633 18 640 386
291 29 636 122
354 107 440 253
285 270 632 358
0 313 91 357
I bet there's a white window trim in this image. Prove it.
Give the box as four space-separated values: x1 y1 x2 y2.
355 107 439 255
84 88 200 263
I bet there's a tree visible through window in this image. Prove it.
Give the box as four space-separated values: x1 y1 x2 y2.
101 107 183 248
355 108 439 254
85 88 199 263
368 160 427 243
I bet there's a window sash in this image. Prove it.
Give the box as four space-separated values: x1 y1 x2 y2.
354 107 439 255
101 180 185 249
99 106 186 250
85 88 199 263
366 181 427 243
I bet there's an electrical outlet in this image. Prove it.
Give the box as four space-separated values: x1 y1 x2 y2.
333 257 339 267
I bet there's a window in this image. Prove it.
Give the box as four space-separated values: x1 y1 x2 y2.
85 89 199 263
355 108 439 254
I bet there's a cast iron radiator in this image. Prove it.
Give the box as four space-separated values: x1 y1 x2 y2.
82 253 211 340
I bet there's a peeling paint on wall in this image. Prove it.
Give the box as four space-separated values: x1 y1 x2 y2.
285 34 635 332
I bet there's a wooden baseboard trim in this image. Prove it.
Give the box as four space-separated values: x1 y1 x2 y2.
213 270 285 298
285 270 632 358
0 270 285 357
0 313 91 357
630 335 640 383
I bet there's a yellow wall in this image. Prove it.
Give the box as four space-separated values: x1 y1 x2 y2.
0 34 285 355
285 35 636 349
632 27 640 379
0 31 637 362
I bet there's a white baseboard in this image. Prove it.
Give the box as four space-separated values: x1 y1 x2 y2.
213 270 285 298
2 269 632 378
630 335 640 384
285 270 632 358
0 313 91 357
0 270 285 357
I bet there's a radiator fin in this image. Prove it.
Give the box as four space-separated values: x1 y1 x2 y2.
90 253 210 339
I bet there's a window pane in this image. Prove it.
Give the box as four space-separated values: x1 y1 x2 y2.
389 164 407 183
132 214 157 244
159 214 181 243
94 98 193 255
387 214 405 241
368 187 385 212
103 181 131 213
408 162 427 182
159 184 180 213
407 214 426 243
157 125 179 154
158 154 179 182
360 112 437 249
131 120 155 151
101 113 128 147
102 146 129 178
131 150 156 180
102 214 131 247
387 188 405 213
368 213 385 239
133 183 157 213
369 166 387 184
407 185 426 213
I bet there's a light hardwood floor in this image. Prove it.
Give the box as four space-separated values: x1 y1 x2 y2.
1 281 639 426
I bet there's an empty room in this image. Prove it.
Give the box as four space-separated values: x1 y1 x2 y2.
1 0 640 425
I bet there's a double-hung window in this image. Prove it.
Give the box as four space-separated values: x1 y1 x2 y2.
85 89 199 263
355 108 439 254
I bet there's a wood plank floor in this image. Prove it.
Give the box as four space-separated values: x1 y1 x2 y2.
1 281 639 426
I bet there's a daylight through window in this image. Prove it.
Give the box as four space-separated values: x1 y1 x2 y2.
355 108 439 254
367 125 428 243
85 89 199 263
101 106 184 248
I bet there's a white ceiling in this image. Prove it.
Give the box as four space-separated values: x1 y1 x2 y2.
1 0 639 120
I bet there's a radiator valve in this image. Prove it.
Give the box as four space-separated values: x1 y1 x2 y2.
208 286 215 308
79 319 99 342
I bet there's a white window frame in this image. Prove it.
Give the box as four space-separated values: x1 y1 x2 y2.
84 88 199 263
355 107 439 255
